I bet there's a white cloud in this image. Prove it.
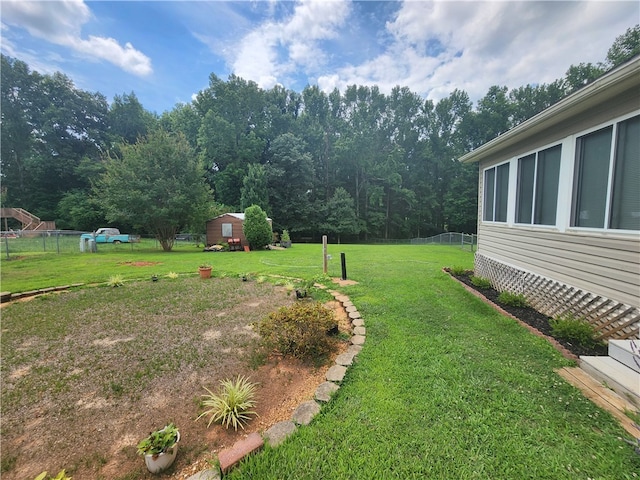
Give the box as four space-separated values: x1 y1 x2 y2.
1 0 152 76
221 0 350 88
317 0 639 103
72 37 153 77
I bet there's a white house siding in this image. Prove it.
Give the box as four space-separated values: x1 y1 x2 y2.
477 224 639 308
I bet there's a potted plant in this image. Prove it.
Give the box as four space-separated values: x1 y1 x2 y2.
137 423 180 473
198 264 212 279
280 230 291 248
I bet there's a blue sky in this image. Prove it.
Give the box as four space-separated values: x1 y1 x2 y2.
2 1 638 114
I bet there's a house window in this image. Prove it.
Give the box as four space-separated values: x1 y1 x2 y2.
221 223 232 237
516 145 561 225
573 115 639 230
611 115 640 230
483 163 509 222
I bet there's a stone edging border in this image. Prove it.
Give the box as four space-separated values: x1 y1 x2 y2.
445 268 578 362
1 284 86 303
187 288 364 480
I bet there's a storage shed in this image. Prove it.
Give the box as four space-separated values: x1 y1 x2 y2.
205 213 272 248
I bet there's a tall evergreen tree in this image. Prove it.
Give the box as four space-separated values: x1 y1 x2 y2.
321 187 360 243
240 163 269 213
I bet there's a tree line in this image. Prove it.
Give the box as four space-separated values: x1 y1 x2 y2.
1 26 638 244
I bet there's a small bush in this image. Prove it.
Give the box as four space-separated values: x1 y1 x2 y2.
197 376 258 431
470 276 491 289
449 265 468 276
256 301 336 361
497 291 528 308
243 205 272 250
549 315 599 347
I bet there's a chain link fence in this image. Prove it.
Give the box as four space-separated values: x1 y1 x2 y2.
0 231 205 258
1 230 475 257
410 232 477 251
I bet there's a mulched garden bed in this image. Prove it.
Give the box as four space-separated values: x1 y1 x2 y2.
450 270 608 358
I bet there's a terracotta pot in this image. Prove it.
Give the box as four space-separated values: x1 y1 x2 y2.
198 267 212 279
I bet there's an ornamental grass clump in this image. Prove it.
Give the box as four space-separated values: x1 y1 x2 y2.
256 301 336 361
106 274 124 287
197 375 258 431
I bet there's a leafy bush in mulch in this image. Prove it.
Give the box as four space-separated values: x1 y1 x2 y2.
550 315 603 349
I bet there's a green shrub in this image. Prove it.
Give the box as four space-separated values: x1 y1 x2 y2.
497 291 528 308
470 276 491 289
243 205 272 250
136 423 179 456
197 376 258 431
256 301 336 361
549 315 599 347
449 265 468 276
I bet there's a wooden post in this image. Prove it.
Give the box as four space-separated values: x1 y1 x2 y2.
322 235 328 274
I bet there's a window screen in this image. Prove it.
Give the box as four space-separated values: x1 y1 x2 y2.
495 163 509 222
534 145 561 225
516 154 535 223
573 127 612 228
610 115 640 230
483 168 495 221
222 223 232 237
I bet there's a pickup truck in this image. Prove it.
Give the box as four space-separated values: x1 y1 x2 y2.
81 228 140 244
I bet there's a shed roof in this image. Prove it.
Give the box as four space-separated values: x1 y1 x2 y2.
209 213 272 221
459 55 640 165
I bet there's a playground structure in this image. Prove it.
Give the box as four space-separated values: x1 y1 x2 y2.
0 208 56 234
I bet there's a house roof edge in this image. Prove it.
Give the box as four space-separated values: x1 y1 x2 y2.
459 55 640 164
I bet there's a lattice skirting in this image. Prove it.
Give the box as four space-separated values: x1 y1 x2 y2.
474 253 640 341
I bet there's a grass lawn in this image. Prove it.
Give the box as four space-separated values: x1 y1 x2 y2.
1 244 638 479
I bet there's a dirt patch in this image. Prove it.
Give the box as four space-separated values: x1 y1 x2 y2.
118 261 161 267
332 277 359 287
1 279 350 480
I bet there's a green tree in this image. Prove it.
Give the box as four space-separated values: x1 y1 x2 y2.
97 130 213 251
159 103 201 149
265 133 314 232
1 56 40 210
1 56 109 222
55 190 105 231
508 81 565 126
563 62 605 93
605 25 640 68
108 92 156 144
321 187 359 243
240 163 269 212
243 204 272 250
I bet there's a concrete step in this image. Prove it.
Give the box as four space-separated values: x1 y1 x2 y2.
580 355 640 408
609 339 640 374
